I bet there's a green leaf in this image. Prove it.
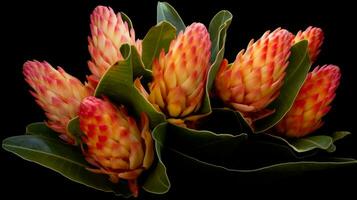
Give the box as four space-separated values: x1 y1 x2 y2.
255 41 311 133
326 144 336 153
142 123 170 194
154 127 356 179
250 134 318 159
152 123 356 180
2 135 131 197
152 122 248 169
269 134 333 153
169 149 357 179
67 117 83 144
122 44 152 81
120 12 133 30
206 10 232 91
142 21 176 70
162 123 247 154
262 131 351 153
331 131 351 142
157 2 185 34
198 10 233 116
326 131 351 152
95 44 165 128
208 10 233 63
26 122 59 140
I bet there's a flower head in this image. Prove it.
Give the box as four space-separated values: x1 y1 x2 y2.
87 6 142 87
23 60 91 144
79 96 154 197
147 23 211 118
215 28 294 113
275 65 340 137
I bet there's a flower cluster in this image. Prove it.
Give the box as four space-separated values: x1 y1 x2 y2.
215 26 340 137
4 2 350 198
23 6 152 196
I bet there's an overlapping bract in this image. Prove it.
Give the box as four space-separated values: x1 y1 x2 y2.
275 65 340 137
147 23 211 118
87 6 142 87
294 26 324 63
78 96 154 197
23 61 91 144
215 28 294 114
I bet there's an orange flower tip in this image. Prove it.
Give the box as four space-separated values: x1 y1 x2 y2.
294 26 324 62
79 96 99 117
134 78 149 99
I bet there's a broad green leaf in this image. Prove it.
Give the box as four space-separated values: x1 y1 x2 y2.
142 21 176 70
198 10 233 116
143 123 170 194
168 149 357 178
268 134 333 153
157 2 185 34
122 45 152 81
206 10 232 91
95 44 165 128
255 41 311 133
152 122 248 168
250 135 318 159
331 131 351 142
26 122 59 140
208 10 233 63
152 123 356 179
157 121 310 167
161 123 247 154
262 131 351 153
326 131 351 152
2 135 131 197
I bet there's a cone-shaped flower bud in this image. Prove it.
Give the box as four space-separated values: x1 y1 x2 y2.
148 23 211 118
294 26 324 63
275 65 340 138
215 28 294 113
23 61 91 144
87 6 142 86
79 96 154 197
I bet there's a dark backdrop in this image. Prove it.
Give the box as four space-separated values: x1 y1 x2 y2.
1 0 356 199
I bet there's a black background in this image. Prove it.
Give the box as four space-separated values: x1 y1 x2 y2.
1 0 357 199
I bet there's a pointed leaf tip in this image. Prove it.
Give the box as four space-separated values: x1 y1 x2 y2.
142 21 176 70
157 2 186 34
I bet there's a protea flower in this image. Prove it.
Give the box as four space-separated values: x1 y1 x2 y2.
23 61 91 144
215 28 294 114
275 65 340 138
87 6 142 87
147 23 211 119
294 26 324 63
79 96 154 197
